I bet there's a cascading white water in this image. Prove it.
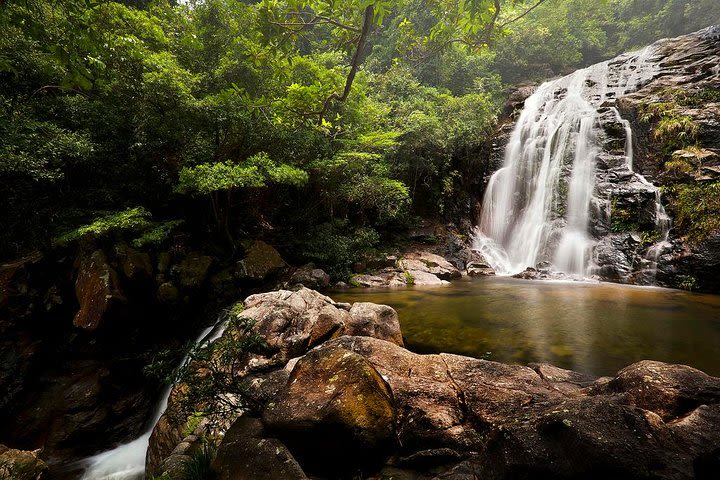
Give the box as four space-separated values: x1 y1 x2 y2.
78 319 230 480
474 46 667 277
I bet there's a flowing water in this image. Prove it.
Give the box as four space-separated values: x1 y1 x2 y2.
474 45 671 278
77 319 230 480
333 278 720 377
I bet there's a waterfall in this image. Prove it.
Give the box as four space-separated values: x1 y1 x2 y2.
78 317 230 480
474 45 669 278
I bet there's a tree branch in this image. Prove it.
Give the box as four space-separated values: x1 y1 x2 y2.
498 0 549 29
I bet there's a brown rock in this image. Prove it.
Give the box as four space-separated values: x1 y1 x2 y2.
243 288 350 360
73 249 125 330
262 344 396 475
212 417 307 480
399 252 462 281
175 253 213 288
114 243 152 282
347 302 404 347
605 360 720 420
288 264 330 289
0 444 48 480
237 241 284 281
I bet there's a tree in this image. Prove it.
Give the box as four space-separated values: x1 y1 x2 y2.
262 0 547 122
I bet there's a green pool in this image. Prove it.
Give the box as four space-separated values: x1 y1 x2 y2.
332 277 720 377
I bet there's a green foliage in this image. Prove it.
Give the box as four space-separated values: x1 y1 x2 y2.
55 207 151 245
671 182 720 243
177 153 308 195
132 220 184 248
175 316 266 424
299 221 381 279
404 271 415 285
679 275 698 292
181 441 216 480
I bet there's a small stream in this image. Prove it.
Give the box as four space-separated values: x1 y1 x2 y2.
333 278 720 377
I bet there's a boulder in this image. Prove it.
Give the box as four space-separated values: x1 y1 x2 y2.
406 270 448 286
399 252 462 281
148 288 404 473
347 302 404 347
0 445 48 480
113 243 152 282
174 253 213 289
351 274 388 288
243 288 350 360
603 360 720 420
212 417 307 480
262 344 396 475
73 249 126 330
237 241 284 281
288 264 330 290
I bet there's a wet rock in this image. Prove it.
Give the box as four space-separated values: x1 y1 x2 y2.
262 345 396 476
73 249 126 331
0 444 48 480
237 241 284 281
212 417 307 480
288 264 330 290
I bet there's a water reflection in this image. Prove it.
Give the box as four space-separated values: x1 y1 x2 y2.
333 278 720 376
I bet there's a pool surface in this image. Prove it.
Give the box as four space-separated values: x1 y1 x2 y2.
332 277 720 376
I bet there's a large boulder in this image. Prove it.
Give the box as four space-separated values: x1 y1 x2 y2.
237 241 285 282
262 345 396 476
73 249 126 330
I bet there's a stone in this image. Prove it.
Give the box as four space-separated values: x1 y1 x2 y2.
113 243 153 282
212 416 307 480
73 249 126 331
351 274 388 287
399 251 462 281
262 344 396 476
156 282 180 304
347 302 404 347
175 253 213 288
243 288 350 360
0 445 48 480
603 360 720 420
288 264 330 289
237 241 284 281
406 270 448 286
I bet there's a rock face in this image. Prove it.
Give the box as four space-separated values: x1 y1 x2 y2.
73 249 126 330
148 289 720 480
479 27 720 291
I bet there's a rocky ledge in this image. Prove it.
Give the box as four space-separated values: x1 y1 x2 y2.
148 288 720 480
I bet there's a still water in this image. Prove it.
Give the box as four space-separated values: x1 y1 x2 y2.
333 277 720 377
